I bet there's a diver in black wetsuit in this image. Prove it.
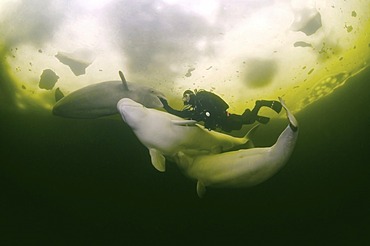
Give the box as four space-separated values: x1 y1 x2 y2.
159 89 282 132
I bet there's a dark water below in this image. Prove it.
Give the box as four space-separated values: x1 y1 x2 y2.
1 68 369 245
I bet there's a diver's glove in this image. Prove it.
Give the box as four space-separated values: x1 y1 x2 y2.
158 97 169 108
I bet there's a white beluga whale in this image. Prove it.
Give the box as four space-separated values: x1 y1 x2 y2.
176 97 299 198
52 71 166 119
117 98 258 172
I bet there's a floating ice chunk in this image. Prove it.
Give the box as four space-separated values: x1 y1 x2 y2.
39 69 59 90
291 8 322 36
55 50 94 76
294 41 312 48
55 87 65 102
185 68 195 77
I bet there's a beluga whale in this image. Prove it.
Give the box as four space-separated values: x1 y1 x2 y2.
52 71 166 119
176 97 299 198
117 98 258 172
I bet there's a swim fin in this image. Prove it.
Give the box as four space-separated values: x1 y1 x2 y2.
270 100 282 113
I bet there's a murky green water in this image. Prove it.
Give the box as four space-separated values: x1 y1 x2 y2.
1 0 370 244
1 65 369 245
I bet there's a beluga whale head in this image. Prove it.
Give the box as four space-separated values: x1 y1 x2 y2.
117 98 147 126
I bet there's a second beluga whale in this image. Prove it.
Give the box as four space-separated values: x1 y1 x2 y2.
176 97 299 197
117 98 258 172
52 71 166 119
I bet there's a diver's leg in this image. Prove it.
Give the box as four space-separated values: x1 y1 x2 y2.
253 100 282 114
241 109 270 124
256 115 270 124
222 114 244 131
242 109 255 124
247 100 282 124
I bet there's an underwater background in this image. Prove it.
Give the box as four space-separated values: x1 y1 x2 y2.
1 0 370 245
1 67 370 245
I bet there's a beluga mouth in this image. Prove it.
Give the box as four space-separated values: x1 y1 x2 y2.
117 98 143 110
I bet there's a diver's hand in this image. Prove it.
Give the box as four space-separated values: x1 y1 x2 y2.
158 97 168 108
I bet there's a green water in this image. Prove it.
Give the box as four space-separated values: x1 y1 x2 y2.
1 67 369 245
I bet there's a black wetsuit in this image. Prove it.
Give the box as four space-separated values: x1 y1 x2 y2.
161 91 251 132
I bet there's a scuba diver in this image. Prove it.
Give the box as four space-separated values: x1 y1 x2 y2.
159 89 282 132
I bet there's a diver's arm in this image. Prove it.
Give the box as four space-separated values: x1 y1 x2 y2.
159 97 194 118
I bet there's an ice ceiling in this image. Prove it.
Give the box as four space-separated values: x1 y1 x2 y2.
0 0 369 114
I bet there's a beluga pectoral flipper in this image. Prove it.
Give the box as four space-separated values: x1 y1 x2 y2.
176 97 299 198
